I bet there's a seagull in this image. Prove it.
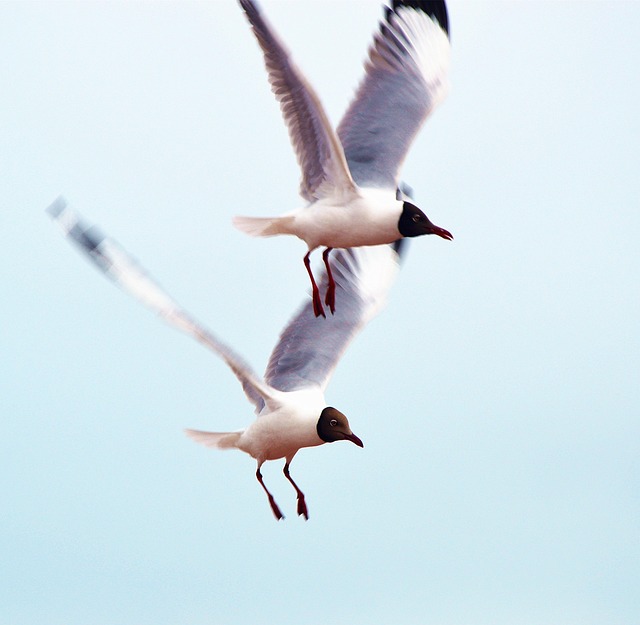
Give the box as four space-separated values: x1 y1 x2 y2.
47 197 404 520
233 0 452 318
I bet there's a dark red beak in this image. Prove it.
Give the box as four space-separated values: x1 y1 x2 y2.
429 224 454 240
346 432 364 448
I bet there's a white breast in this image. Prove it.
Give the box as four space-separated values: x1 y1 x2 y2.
237 388 326 462
293 188 402 250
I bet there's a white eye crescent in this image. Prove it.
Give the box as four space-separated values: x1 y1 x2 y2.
330 419 338 427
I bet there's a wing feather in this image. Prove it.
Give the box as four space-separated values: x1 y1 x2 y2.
47 197 271 413
265 243 402 393
337 0 451 188
239 0 357 203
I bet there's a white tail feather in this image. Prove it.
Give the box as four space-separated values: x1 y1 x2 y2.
232 215 293 237
184 429 242 450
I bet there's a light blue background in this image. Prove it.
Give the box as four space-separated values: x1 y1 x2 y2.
2 1 638 624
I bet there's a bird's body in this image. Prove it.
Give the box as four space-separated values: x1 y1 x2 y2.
234 0 453 316
296 191 401 249
236 188 403 250
190 387 326 464
244 391 325 461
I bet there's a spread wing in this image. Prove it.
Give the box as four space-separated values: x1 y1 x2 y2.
46 197 272 414
337 0 451 188
238 0 357 203
264 241 404 393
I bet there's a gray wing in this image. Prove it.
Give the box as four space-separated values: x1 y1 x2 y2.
337 0 451 188
264 243 403 393
47 197 272 414
238 0 357 202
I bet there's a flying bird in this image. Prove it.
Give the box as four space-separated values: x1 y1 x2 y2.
47 197 404 520
233 0 452 317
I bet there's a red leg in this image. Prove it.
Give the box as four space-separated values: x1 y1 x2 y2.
304 251 325 318
283 462 309 520
322 247 336 315
256 466 284 521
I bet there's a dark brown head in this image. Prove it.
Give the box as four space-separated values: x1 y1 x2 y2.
316 407 363 447
398 201 453 240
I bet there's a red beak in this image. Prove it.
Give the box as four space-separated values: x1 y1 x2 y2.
429 224 454 240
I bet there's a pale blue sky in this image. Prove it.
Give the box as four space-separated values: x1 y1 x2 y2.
2 1 639 624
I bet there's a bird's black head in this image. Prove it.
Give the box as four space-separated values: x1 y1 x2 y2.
397 201 453 240
316 407 363 447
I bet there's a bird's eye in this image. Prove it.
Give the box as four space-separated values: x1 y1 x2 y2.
330 419 338 427
412 214 422 223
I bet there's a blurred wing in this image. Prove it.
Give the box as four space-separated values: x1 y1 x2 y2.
265 243 403 393
337 0 450 188
46 197 272 413
239 0 357 202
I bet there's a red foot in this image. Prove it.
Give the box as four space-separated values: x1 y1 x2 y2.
304 251 326 318
296 495 309 520
312 287 326 318
323 248 335 315
268 494 285 521
283 462 309 520
324 284 335 315
257 467 285 521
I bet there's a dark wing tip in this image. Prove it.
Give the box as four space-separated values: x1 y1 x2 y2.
47 197 105 253
390 0 450 37
72 224 105 253
238 0 264 29
392 238 407 258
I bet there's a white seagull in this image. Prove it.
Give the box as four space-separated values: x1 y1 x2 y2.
233 0 452 318
47 197 404 520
